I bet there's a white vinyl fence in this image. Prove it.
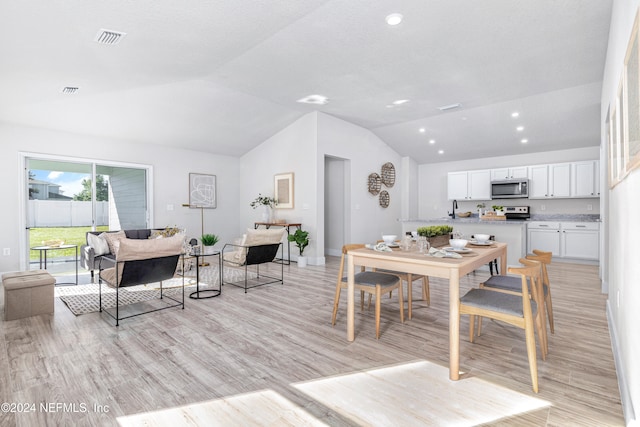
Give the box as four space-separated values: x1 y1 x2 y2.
27 200 108 227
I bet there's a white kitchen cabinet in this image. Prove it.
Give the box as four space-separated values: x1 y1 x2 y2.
527 221 560 256
571 160 600 198
491 166 528 181
527 221 599 261
560 222 599 259
528 163 571 199
447 170 491 200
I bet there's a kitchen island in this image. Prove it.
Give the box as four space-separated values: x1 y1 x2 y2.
401 217 527 267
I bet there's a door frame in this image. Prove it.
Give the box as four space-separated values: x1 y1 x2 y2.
19 152 154 270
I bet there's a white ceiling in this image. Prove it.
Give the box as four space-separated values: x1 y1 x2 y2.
0 0 612 163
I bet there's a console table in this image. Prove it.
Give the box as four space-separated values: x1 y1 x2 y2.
29 244 78 286
254 222 302 265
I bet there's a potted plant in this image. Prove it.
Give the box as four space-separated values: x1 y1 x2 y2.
201 233 219 251
492 205 504 216
476 203 486 216
250 193 278 222
287 229 309 267
416 225 454 248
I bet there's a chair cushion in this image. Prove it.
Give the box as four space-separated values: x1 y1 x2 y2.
342 271 399 287
102 231 126 255
224 228 286 266
460 288 537 317
483 274 548 296
482 274 521 291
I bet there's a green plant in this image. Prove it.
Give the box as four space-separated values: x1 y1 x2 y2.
250 193 278 209
287 229 309 256
492 205 504 211
416 225 454 238
201 233 219 246
476 203 486 209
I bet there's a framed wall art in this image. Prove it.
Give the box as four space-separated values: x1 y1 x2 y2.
274 172 294 209
189 173 216 208
624 8 640 175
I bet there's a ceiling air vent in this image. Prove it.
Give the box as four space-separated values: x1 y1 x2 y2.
61 87 79 94
94 29 126 45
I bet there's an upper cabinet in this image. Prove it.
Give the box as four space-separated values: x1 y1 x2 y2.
528 162 582 199
447 170 491 200
450 160 599 201
490 166 528 181
571 160 600 198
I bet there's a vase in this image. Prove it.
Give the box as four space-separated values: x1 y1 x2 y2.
261 205 272 223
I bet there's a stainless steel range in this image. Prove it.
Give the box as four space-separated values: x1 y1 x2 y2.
504 206 530 220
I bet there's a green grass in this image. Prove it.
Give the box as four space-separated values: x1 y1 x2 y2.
29 226 108 260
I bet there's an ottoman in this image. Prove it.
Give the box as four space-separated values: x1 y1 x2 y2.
2 270 55 320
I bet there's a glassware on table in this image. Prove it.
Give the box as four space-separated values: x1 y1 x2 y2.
417 236 430 253
400 235 413 251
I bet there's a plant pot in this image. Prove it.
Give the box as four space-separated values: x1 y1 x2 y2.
496 210 504 216
426 235 449 248
261 205 272 222
297 256 308 267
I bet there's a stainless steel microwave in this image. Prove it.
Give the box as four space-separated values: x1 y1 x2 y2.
491 179 529 199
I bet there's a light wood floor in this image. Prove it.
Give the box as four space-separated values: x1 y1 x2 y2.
0 259 624 426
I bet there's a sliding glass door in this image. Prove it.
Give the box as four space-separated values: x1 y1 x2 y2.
25 156 150 277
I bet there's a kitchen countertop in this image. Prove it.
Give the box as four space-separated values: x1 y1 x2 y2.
401 214 600 224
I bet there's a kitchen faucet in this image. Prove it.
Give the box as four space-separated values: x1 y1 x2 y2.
448 200 458 219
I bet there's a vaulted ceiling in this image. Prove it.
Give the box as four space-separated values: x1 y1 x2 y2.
0 0 612 163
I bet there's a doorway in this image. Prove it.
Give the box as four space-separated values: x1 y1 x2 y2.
324 156 350 257
22 154 151 280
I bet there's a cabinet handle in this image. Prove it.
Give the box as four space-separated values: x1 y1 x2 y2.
576 225 586 228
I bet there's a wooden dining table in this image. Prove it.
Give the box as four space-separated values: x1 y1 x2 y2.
346 242 507 381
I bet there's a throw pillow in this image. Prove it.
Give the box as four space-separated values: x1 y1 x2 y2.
102 231 126 255
87 233 110 256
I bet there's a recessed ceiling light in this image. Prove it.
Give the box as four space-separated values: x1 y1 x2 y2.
516 126 524 131
511 112 520 118
392 99 409 105
438 150 444 154
386 13 403 26
521 138 528 143
419 128 426 133
438 103 461 111
386 104 394 108
429 139 436 144
61 87 79 94
296 94 329 105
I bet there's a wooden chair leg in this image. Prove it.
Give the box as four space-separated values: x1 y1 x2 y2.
375 286 382 339
331 285 342 325
524 316 539 393
398 281 404 324
469 314 476 342
546 289 555 334
423 276 430 306
407 276 413 320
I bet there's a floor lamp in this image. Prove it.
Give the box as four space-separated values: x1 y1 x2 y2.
182 203 209 266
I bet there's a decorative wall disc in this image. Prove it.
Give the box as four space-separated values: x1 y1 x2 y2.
379 190 390 208
368 173 382 195
381 162 396 187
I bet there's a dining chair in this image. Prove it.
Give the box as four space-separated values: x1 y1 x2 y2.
476 257 548 358
471 234 498 275
480 249 554 334
331 244 404 339
373 239 430 319
459 262 546 392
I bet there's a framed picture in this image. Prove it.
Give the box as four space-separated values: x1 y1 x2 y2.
274 172 294 209
624 8 640 174
189 173 216 208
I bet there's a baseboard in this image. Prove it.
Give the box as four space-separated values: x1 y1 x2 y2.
607 299 637 426
325 248 342 257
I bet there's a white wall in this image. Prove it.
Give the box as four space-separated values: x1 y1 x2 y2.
317 113 403 248
239 112 404 264
601 0 640 424
0 122 241 273
417 146 601 219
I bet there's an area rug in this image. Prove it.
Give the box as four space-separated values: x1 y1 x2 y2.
56 266 255 316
